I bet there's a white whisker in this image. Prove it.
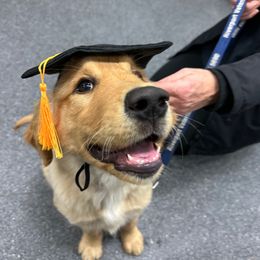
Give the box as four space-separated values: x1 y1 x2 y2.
175 113 205 126
101 137 110 161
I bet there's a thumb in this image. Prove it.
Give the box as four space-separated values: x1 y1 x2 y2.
155 77 188 97
154 80 175 94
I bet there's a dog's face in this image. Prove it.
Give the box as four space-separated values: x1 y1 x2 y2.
37 55 175 184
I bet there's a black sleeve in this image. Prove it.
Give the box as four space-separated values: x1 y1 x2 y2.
208 53 260 115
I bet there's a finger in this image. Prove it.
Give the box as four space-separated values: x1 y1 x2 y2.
241 8 258 18
241 8 259 19
154 81 174 93
169 78 195 99
231 0 257 10
231 0 255 5
241 1 260 18
169 97 182 110
169 97 191 115
156 68 193 85
156 77 192 96
244 0 260 12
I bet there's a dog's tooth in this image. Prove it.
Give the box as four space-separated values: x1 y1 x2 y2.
127 154 134 161
135 158 144 164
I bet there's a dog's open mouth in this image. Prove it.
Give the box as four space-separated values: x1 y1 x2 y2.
88 134 162 178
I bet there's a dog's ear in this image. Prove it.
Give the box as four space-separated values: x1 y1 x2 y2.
24 106 53 167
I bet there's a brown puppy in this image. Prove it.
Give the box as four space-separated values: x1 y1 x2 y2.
17 54 176 259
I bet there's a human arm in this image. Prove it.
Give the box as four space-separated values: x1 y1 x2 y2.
154 68 220 115
154 2 260 115
210 52 260 114
155 52 260 115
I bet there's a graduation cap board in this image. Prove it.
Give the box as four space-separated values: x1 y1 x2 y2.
22 42 172 78
22 42 173 159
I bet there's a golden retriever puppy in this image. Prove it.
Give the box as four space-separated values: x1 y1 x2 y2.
16 43 175 260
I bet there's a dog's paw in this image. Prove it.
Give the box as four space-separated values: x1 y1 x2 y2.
78 233 103 260
120 226 144 256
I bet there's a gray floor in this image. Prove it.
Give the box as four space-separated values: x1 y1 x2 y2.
1 0 260 259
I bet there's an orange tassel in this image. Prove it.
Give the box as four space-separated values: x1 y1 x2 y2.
38 54 63 159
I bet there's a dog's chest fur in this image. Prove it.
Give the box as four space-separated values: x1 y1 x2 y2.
43 154 152 234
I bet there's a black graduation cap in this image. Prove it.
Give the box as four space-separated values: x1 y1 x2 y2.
21 41 172 79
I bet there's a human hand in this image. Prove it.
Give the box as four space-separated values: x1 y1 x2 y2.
154 68 219 115
231 0 260 20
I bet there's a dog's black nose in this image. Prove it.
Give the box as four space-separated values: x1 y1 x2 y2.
125 86 169 121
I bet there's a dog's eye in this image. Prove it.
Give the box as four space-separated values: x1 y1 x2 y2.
75 80 94 93
133 70 144 80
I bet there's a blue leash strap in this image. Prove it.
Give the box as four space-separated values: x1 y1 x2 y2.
162 0 247 165
207 1 247 68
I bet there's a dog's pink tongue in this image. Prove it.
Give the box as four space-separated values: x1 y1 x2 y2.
126 141 158 160
127 142 156 155
115 141 162 173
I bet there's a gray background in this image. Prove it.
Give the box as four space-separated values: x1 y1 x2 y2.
1 0 260 259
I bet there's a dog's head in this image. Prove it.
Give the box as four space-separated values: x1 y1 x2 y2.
22 43 176 184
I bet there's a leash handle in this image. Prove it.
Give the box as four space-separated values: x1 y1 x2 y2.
207 1 247 68
162 0 247 165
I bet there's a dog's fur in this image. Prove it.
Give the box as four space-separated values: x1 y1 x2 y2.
17 55 175 259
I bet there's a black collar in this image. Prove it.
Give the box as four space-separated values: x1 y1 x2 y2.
76 163 161 191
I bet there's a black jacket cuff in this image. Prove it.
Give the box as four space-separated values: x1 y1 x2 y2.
203 68 234 113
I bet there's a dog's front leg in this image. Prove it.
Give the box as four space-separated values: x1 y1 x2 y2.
78 230 103 260
120 219 144 256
